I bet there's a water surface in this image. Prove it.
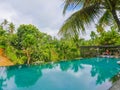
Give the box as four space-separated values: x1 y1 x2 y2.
0 57 120 90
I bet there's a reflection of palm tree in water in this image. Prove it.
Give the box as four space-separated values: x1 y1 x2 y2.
59 58 120 85
59 60 84 72
59 61 72 71
71 60 84 72
75 58 120 85
89 58 120 85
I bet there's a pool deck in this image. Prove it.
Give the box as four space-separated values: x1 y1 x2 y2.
109 79 120 90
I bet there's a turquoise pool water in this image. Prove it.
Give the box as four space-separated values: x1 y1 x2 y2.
0 57 120 90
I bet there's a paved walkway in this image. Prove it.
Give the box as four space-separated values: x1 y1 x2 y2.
109 79 120 90
0 49 13 66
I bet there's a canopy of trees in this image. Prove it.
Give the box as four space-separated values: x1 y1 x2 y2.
0 20 80 65
0 19 120 65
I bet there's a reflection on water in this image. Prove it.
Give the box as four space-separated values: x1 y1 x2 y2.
0 57 120 90
110 73 120 83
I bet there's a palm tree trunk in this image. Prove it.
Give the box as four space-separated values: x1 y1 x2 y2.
111 10 120 31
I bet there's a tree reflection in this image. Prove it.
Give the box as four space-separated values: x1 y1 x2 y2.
82 58 120 85
110 73 120 83
71 60 84 72
41 63 57 70
92 58 120 85
6 65 42 87
59 60 84 72
5 63 57 88
58 58 120 85
0 58 120 89
59 61 72 71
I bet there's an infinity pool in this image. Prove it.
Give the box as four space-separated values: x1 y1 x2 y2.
0 57 120 90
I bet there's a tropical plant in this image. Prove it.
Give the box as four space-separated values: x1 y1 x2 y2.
59 0 120 37
17 24 40 64
98 26 120 45
90 31 97 40
9 23 15 34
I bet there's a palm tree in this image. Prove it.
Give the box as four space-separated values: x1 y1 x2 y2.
90 31 96 39
1 19 8 26
9 23 15 34
59 0 120 36
1 19 8 30
96 24 105 34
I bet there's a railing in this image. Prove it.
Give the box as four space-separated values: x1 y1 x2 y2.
80 45 120 58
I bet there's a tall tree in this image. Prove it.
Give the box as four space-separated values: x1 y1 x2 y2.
1 19 8 26
1 19 8 30
90 31 96 40
59 0 120 36
9 23 15 34
17 24 40 64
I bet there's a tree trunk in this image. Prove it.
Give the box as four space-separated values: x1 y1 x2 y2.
26 51 30 64
111 9 120 31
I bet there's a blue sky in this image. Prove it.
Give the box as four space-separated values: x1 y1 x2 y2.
0 0 92 39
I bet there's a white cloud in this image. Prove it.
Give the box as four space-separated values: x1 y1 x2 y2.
0 0 92 39
41 27 58 36
0 0 68 37
0 2 17 21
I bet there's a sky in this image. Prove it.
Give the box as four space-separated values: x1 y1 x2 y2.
0 0 92 39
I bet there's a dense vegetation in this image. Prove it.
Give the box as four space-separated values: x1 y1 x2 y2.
0 1 119 65
0 19 120 65
83 26 120 46
0 20 80 65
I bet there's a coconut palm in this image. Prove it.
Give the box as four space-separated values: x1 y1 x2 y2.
59 0 120 36
1 19 8 26
1 19 8 30
90 31 97 40
9 23 15 34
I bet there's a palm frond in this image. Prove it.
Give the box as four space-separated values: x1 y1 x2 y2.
59 4 102 36
63 0 103 14
96 24 105 33
83 0 102 8
116 0 120 10
63 0 83 14
99 10 113 26
58 20 82 38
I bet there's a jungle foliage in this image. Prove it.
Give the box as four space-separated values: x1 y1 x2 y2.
0 20 80 65
0 19 120 65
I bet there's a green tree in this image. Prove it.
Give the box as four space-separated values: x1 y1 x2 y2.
0 26 7 48
17 24 40 64
98 27 120 45
1 19 9 32
9 23 15 34
90 31 97 40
